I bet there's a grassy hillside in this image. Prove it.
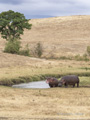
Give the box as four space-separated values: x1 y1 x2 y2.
0 15 90 58
22 15 90 57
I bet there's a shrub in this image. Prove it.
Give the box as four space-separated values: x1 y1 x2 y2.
4 39 21 54
35 42 43 58
19 44 30 56
87 46 90 56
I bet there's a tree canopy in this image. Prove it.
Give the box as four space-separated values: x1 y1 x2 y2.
0 10 32 41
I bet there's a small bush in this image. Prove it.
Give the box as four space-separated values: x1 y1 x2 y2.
19 44 30 56
4 39 30 57
35 42 43 58
87 46 90 56
4 39 21 54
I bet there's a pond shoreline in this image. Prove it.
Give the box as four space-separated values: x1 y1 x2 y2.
0 72 90 87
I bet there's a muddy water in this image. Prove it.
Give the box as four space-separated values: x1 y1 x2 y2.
12 81 50 89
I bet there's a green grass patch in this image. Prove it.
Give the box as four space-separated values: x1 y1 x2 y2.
79 77 90 86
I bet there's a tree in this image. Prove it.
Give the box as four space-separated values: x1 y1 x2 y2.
0 10 32 54
0 10 32 41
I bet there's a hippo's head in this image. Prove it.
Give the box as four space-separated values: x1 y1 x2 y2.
46 77 54 84
58 79 65 87
46 77 58 84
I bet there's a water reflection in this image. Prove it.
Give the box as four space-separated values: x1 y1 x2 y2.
12 81 50 89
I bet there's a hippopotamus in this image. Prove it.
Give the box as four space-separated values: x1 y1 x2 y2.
46 77 58 88
58 75 79 88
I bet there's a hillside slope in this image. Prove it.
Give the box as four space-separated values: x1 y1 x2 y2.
22 15 90 57
0 15 90 58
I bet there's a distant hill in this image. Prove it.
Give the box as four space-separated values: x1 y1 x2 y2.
0 15 90 58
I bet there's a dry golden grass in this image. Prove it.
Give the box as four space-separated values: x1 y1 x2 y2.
22 15 90 57
0 87 90 120
0 53 90 80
